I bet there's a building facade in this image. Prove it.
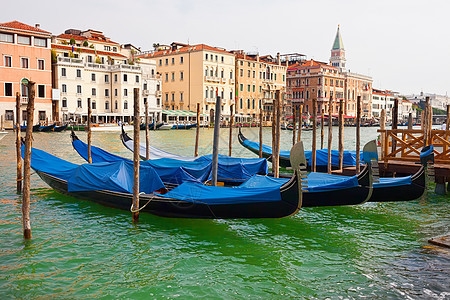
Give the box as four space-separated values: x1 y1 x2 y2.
0 21 53 128
140 42 235 124
232 51 287 123
52 29 161 124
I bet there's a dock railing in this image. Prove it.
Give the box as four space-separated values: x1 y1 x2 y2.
378 129 450 164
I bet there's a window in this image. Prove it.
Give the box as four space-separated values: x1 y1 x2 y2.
171 57 175 65
34 37 47 47
247 85 250 92
22 110 27 121
39 111 46 121
38 85 45 98
92 88 96 96
61 68 66 77
115 101 118 110
180 92 183 102
4 83 12 96
205 54 208 60
91 73 96 81
124 89 128 97
165 93 169 102
17 35 30 45
180 57 184 64
92 101 96 110
171 93 175 101
114 74 118 82
240 69 243 77
105 74 109 83
105 101 109 110
62 98 67 108
230 71 233 79
247 99 250 109
87 56 92 63
171 73 175 81
215 55 218 61
5 110 13 121
76 69 81 78
221 70 224 78
165 58 168 65
77 98 82 108
252 85 255 92
4 56 12 67
77 85 82 94
180 71 184 81
21 58 29 68
165 73 168 82
143 83 148 90
240 84 243 92
105 89 109 97
135 75 139 83
221 56 224 63
159 59 162 66
0 33 13 43
240 98 243 109
123 74 128 82
115 89 118 96
62 84 67 93
37 59 44 70
124 101 128 110
248 70 250 78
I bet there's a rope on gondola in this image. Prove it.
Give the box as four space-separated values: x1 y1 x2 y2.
130 192 152 213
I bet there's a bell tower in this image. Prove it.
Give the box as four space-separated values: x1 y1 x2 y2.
330 25 346 72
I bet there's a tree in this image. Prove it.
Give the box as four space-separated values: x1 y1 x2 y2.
51 49 57 63
83 40 89 47
69 38 76 45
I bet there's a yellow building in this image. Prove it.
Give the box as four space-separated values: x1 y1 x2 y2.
232 51 287 123
140 42 235 124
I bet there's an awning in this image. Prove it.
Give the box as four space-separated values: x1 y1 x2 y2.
162 110 196 116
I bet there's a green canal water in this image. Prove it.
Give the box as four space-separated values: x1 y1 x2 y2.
0 127 449 299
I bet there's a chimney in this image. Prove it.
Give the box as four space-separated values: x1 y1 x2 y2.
256 53 259 62
277 52 281 65
35 24 40 29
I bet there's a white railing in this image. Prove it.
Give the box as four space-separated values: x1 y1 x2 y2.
156 91 162 97
143 90 150 96
229 79 235 84
56 57 84 65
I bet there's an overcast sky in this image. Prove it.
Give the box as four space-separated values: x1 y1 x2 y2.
2 0 449 95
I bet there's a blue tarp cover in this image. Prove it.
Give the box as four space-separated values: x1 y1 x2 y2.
376 176 411 188
157 182 282 205
242 138 361 166
73 139 268 183
24 146 165 194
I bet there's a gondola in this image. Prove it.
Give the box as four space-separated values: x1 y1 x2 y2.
237 127 359 171
140 122 162 130
20 124 41 132
171 123 197 130
53 124 68 132
25 142 303 219
39 124 56 132
95 131 373 207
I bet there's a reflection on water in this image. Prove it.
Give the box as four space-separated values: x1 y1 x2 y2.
0 128 448 298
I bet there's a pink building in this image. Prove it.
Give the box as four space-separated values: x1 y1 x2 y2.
0 21 53 128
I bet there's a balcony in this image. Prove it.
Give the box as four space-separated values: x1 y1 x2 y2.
221 78 227 84
142 90 150 96
156 90 162 97
205 98 216 104
110 64 141 73
56 56 84 67
205 76 220 83
21 97 28 105
262 98 273 104
229 78 235 84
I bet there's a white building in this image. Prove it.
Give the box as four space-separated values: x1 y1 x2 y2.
51 29 161 124
372 89 395 120
405 92 449 111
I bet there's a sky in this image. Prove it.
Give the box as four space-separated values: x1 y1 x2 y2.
2 0 449 96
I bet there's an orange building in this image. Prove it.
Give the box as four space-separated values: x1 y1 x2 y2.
0 21 53 128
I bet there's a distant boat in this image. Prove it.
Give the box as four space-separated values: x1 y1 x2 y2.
0 131 7 141
53 124 68 132
20 124 40 132
39 124 56 132
171 123 197 130
90 124 133 132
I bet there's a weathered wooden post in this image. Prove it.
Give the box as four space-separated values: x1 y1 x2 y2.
312 99 317 172
327 96 333 174
22 81 35 239
145 100 149 160
446 104 450 131
391 98 398 153
380 109 386 160
320 108 324 149
292 105 296 146
194 103 200 157
355 95 361 173
211 96 222 186
87 98 92 163
338 99 344 171
259 109 263 158
423 97 430 146
408 112 413 130
297 104 302 142
228 104 233 156
153 112 157 131
15 92 22 194
273 91 281 178
132 88 140 222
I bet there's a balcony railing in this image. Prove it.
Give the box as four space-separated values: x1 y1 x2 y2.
56 57 84 66
229 79 235 84
205 76 220 83
156 91 162 97
143 90 150 96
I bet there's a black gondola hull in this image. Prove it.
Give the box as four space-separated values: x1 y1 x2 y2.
36 170 301 219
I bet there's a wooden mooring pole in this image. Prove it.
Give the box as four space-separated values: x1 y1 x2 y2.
259 109 263 158
211 96 222 186
194 103 200 157
408 112 413 130
338 99 344 171
145 100 149 160
22 81 35 239
229 104 234 156
392 98 398 153
87 98 92 163
292 105 296 146
312 98 317 172
446 104 450 131
15 92 22 194
327 96 333 174
132 88 140 222
320 108 324 149
355 95 361 173
380 109 386 160
273 91 281 178
423 97 430 146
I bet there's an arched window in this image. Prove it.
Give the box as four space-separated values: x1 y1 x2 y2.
115 100 118 110
240 98 243 109
252 99 255 109
247 99 250 109
124 101 128 110
62 97 67 108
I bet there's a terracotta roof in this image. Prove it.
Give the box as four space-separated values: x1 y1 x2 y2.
287 59 336 72
139 43 232 58
52 44 127 58
0 20 51 34
56 33 120 45
234 53 283 66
